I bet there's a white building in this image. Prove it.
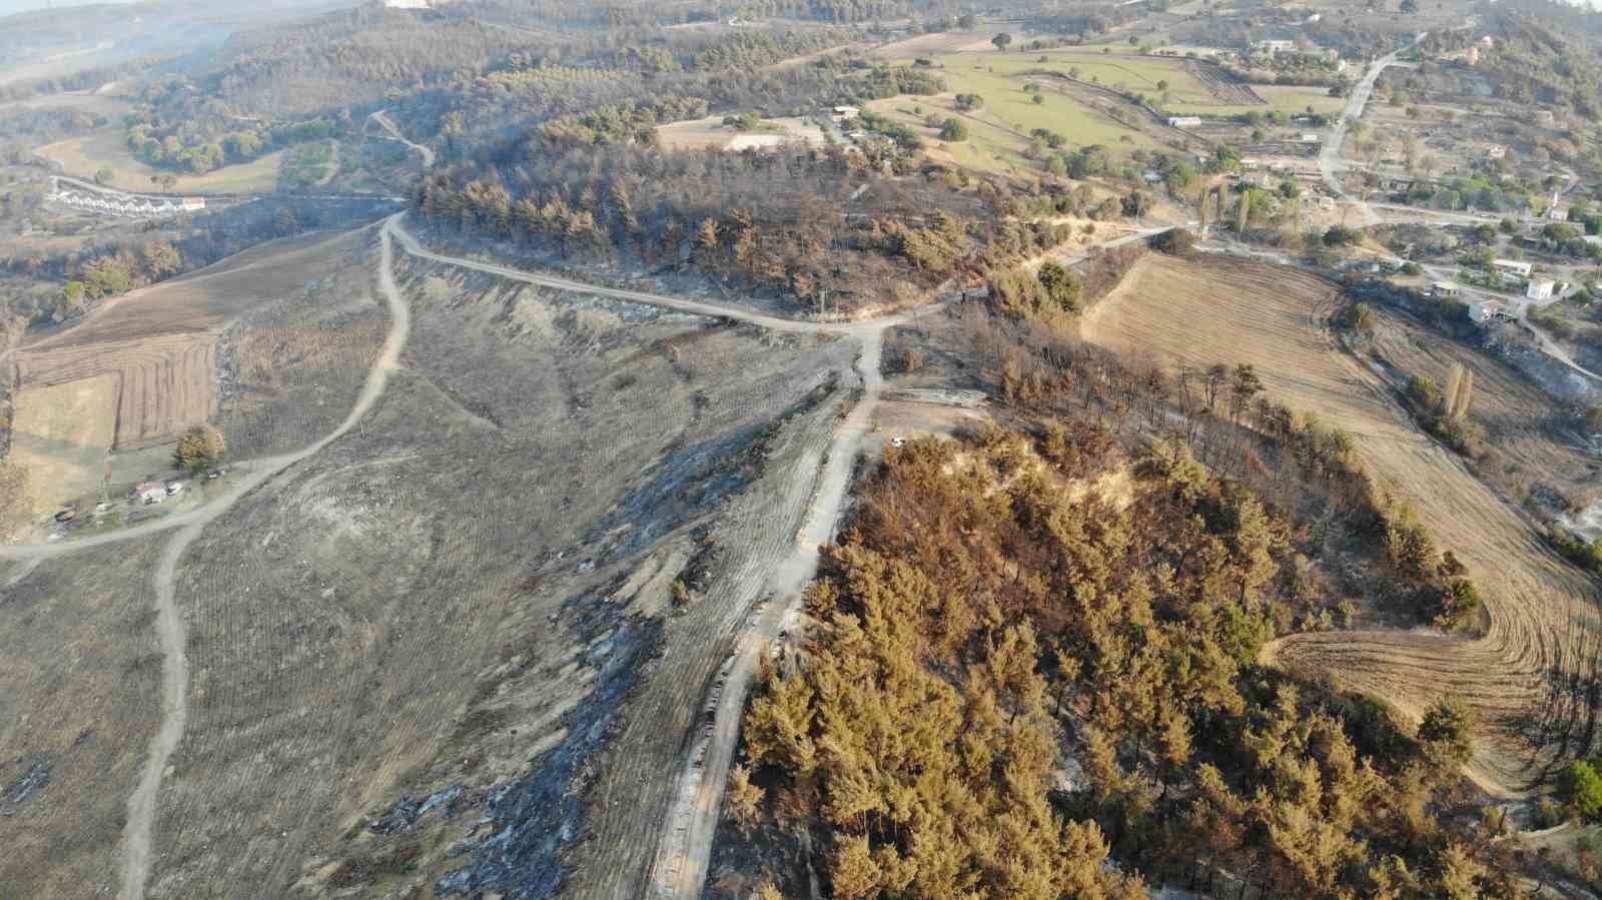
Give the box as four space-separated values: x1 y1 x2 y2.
134 482 167 504
1486 144 1506 160
1549 202 1571 222
1432 281 1462 298
1468 300 1507 324
832 106 860 121
1168 116 1202 128
1492 259 1533 278
1299 133 1321 144
1254 40 1297 55
1527 279 1557 300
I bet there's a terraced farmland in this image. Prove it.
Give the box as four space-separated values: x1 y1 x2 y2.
1081 252 1602 796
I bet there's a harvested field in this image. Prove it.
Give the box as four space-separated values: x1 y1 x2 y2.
8 373 118 513
1081 253 1602 795
6 229 371 475
17 335 215 451
0 540 164 900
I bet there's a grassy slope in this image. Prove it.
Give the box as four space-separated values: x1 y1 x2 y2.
36 129 286 194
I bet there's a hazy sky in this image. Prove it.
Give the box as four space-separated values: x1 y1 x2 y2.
0 0 139 17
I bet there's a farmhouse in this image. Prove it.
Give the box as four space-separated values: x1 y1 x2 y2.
1168 116 1202 128
1254 40 1297 55
1548 202 1571 222
831 106 860 123
1492 259 1533 278
134 481 167 504
1431 281 1462 298
1299 134 1321 144
182 198 206 212
1486 144 1506 160
1527 279 1557 300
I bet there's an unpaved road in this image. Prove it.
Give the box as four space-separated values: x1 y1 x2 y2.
370 110 435 168
648 329 887 900
119 214 413 900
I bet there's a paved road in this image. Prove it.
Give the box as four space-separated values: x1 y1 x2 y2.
1321 33 1428 223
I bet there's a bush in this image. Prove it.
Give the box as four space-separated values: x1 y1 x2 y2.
174 424 226 475
1151 227 1196 256
1323 225 1362 246
938 117 968 141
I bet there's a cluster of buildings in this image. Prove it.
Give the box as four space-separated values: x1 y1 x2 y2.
50 178 205 219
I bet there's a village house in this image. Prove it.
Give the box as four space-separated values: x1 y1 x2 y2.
1549 202 1571 222
1492 258 1534 279
134 481 167 504
831 106 859 124
1527 279 1557 301
1468 299 1508 324
1431 281 1462 299
1299 133 1321 144
1168 115 1202 128
1254 39 1297 55
1486 144 1506 160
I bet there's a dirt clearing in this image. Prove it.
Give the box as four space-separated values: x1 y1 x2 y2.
1082 253 1602 795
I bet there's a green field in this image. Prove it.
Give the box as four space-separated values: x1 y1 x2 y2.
36 129 287 195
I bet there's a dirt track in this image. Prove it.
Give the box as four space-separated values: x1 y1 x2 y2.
1083 253 1602 795
120 216 413 899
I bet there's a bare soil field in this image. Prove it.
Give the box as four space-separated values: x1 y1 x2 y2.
656 115 828 153
0 540 164 900
5 230 372 500
1081 253 1602 795
8 373 118 513
133 250 857 898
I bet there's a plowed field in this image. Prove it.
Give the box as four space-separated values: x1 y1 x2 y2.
1081 253 1602 795
17 334 216 450
9 374 118 513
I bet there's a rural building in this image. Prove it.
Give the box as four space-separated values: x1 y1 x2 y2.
1431 281 1462 298
1486 144 1506 160
1535 109 1557 128
385 0 431 7
166 480 188 496
1168 116 1202 128
1480 35 1495 48
1254 40 1297 55
1548 202 1571 222
1492 258 1533 278
1468 300 1508 324
1299 133 1321 144
831 106 860 122
182 198 206 211
134 482 167 504
1466 46 1481 66
1527 279 1557 300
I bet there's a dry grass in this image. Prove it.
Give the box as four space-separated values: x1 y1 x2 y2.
8 373 118 514
0 541 164 900
35 129 286 195
1082 253 1602 796
655 115 828 152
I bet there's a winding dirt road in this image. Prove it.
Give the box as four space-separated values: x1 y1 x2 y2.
370 110 435 168
119 215 413 899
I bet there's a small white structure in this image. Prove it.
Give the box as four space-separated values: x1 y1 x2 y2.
1535 109 1557 127
1254 40 1297 55
831 106 860 122
1168 115 1202 128
1486 144 1506 160
1492 258 1533 278
134 481 167 504
385 0 431 8
181 197 206 211
166 480 188 496
1468 300 1506 324
1299 133 1321 144
1432 281 1462 298
1479 35 1495 48
1549 202 1571 222
1527 279 1557 300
